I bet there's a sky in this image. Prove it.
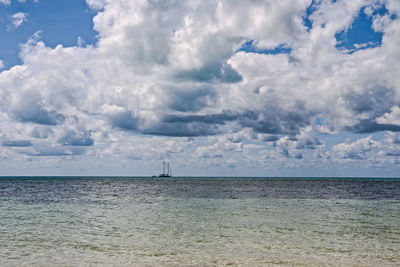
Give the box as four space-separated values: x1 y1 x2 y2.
0 0 400 177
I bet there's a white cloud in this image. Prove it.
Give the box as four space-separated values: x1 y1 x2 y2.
331 136 378 160
76 36 86 47
85 0 106 10
1 0 37 3
1 0 400 174
376 106 400 126
0 0 10 5
8 12 28 31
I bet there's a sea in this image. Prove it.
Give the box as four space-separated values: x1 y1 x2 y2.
0 177 399 266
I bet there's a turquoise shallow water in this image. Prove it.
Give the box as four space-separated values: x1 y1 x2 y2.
0 178 399 266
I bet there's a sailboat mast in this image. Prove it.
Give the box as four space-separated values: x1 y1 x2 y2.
168 163 170 176
163 161 165 175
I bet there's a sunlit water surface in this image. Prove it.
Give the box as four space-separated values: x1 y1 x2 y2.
0 177 399 266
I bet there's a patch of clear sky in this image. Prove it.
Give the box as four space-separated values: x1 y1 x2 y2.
0 0 98 68
335 5 396 53
238 1 394 55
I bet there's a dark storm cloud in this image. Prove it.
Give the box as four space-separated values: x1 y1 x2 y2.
139 102 312 137
260 135 280 142
238 101 311 134
2 140 32 147
14 107 65 125
340 151 366 160
58 131 94 146
346 120 400 133
343 86 400 133
391 135 400 144
145 122 221 137
200 154 223 159
163 112 238 125
128 155 142 160
108 112 139 130
385 151 400 157
107 110 238 137
175 63 242 83
168 87 216 112
12 98 65 125
295 153 303 159
146 112 239 136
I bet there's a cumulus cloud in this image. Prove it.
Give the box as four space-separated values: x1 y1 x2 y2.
376 106 400 126
58 131 94 146
272 126 323 159
0 0 400 174
331 136 378 160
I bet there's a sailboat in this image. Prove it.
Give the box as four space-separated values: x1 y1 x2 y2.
158 161 171 177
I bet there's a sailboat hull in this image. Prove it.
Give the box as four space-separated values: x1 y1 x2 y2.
154 161 172 177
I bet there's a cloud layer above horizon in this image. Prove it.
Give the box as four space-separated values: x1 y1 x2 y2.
1 0 400 176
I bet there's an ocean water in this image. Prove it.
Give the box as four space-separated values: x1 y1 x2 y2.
0 177 399 266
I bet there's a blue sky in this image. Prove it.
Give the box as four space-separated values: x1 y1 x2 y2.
0 0 97 67
1 0 400 177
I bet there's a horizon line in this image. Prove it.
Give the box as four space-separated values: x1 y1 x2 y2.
0 176 399 179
